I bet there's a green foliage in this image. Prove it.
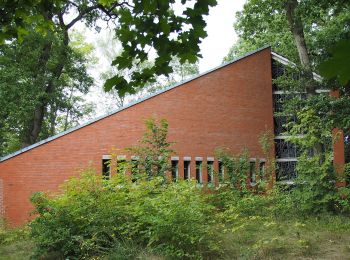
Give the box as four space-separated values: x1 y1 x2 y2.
226 0 350 70
319 39 350 86
0 30 94 156
288 108 332 149
286 107 350 214
97 31 200 105
258 130 276 189
29 171 216 259
215 148 250 193
292 154 341 213
106 0 217 94
126 117 174 180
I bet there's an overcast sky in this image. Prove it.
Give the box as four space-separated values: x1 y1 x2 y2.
199 0 246 72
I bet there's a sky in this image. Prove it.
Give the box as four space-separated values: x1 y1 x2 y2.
198 0 246 72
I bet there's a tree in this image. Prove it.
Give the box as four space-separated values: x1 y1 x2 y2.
0 0 216 148
226 0 349 71
0 31 94 156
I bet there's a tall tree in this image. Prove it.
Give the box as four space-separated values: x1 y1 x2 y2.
0 31 94 155
225 0 349 71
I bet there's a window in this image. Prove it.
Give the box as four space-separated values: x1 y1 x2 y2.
131 159 139 175
276 161 297 181
196 160 202 184
275 139 300 158
184 160 190 180
259 161 266 178
117 159 126 174
249 161 256 184
131 158 139 182
171 160 179 181
207 160 214 184
102 159 111 180
218 161 224 183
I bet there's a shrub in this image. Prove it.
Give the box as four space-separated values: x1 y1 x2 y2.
30 170 217 259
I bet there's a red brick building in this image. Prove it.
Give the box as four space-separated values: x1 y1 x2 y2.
0 47 345 225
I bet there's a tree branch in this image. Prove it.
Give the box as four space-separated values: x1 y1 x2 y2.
66 4 101 29
66 1 132 29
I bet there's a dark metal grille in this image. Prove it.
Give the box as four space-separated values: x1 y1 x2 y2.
274 115 297 135
272 60 302 91
276 161 297 181
273 93 307 113
275 139 300 158
272 60 285 79
273 94 292 113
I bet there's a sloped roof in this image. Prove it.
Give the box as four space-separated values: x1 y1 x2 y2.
1 45 276 162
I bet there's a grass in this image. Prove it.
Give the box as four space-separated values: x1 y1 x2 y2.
1 215 350 259
0 240 34 260
217 215 350 259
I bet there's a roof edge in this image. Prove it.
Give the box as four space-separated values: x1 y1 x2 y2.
271 52 322 81
0 45 271 162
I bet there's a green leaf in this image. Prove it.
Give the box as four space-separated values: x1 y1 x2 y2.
160 18 171 35
16 27 29 43
104 75 126 92
318 40 350 86
111 56 132 70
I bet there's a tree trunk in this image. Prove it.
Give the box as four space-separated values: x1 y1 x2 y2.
21 10 70 148
49 104 58 136
285 0 323 157
285 0 316 95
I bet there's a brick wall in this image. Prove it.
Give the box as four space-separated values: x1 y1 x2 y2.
0 48 274 225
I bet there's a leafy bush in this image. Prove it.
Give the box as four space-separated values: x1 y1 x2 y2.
30 170 217 259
